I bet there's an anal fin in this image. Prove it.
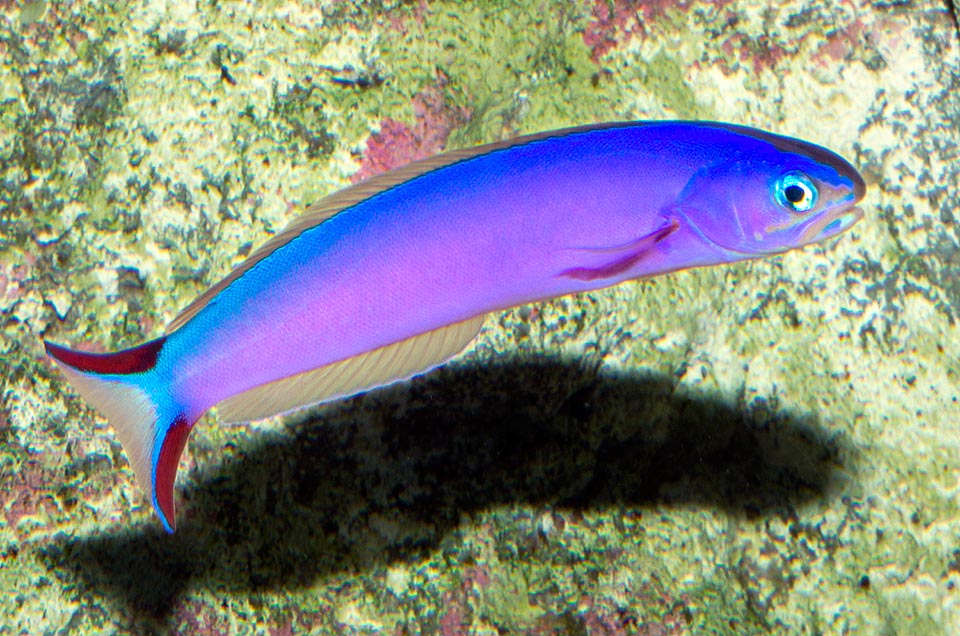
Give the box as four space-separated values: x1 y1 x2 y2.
216 316 486 423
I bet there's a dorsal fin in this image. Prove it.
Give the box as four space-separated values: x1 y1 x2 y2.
166 121 640 334
214 315 485 422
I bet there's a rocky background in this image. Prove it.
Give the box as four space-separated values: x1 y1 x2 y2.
1 0 958 634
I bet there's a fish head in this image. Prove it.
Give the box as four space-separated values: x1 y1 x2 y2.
673 132 865 256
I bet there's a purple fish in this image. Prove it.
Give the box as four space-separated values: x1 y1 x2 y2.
44 121 865 532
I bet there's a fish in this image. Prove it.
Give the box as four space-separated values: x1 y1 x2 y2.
44 121 866 532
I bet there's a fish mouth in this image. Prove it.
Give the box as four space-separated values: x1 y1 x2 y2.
799 203 864 244
798 164 866 244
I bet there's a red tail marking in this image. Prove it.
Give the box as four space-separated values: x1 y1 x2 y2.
44 338 166 375
155 414 192 533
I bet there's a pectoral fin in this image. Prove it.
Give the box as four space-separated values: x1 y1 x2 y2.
559 219 679 281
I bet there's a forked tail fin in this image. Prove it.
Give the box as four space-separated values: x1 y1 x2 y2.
44 338 193 533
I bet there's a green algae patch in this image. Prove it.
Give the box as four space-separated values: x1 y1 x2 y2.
479 563 542 630
628 50 704 119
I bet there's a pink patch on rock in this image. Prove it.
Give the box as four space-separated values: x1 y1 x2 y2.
813 19 865 65
386 0 430 33
584 0 732 63
352 72 471 182
464 564 491 590
172 599 230 636
351 118 418 182
579 604 633 636
719 32 789 75
268 620 294 636
0 254 35 305
584 0 643 63
439 588 469 636
1 458 56 538
813 16 905 68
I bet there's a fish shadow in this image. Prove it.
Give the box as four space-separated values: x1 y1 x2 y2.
46 355 853 619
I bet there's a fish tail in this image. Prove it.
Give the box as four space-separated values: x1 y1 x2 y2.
44 338 193 533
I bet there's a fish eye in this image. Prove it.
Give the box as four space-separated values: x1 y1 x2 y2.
775 172 818 213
